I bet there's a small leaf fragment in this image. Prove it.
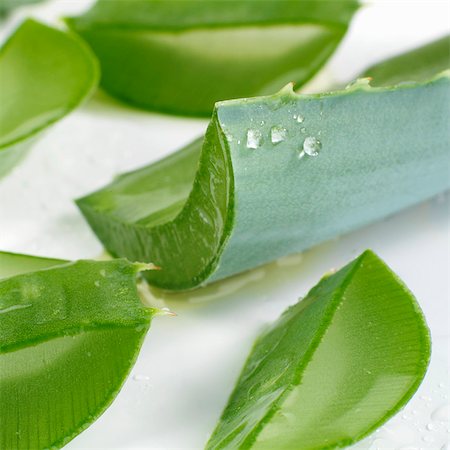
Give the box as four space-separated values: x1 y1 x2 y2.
206 250 431 450
0 255 154 449
0 19 99 178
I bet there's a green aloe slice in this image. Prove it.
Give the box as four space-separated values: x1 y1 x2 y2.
0 253 155 449
0 19 99 179
76 39 450 292
206 250 431 449
0 0 42 15
65 0 358 116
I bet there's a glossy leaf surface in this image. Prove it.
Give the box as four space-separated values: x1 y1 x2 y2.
0 19 99 178
0 254 154 449
206 250 431 449
77 39 450 292
66 0 358 116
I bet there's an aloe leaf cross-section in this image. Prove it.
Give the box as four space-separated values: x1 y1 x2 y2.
77 60 450 292
206 250 431 449
0 252 155 450
65 0 358 116
0 19 99 179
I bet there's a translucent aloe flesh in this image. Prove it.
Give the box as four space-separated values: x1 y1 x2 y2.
0 19 99 178
65 0 358 116
0 253 155 449
206 250 431 449
77 40 450 292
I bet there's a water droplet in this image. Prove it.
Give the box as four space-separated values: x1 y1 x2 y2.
422 435 434 443
303 136 322 156
270 126 287 144
246 129 263 149
296 114 304 123
426 423 435 431
260 120 265 126
86 352 92 357
431 403 449 422
99 269 106 277
133 374 150 382
94 280 100 287
300 127 306 134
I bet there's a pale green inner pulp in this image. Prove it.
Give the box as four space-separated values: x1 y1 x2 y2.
0 20 96 148
79 23 341 115
0 327 143 450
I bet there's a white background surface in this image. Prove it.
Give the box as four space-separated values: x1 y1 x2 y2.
0 1 449 449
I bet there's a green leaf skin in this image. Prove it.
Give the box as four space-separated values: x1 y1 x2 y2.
206 250 431 450
0 256 154 450
65 0 358 116
77 60 450 292
0 19 99 179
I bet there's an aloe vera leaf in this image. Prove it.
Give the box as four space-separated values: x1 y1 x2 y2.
0 256 155 449
206 250 431 449
0 19 99 179
76 52 450 292
0 0 42 16
0 250 67 279
65 0 358 116
363 35 450 86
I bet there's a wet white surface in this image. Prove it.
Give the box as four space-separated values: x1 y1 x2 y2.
0 1 449 449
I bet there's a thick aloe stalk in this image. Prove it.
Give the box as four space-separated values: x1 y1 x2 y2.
65 0 358 116
0 252 156 449
77 39 450 291
206 250 431 449
0 19 99 179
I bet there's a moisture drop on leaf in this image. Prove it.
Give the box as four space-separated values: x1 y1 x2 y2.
303 136 322 156
270 126 287 144
246 129 263 149
297 114 304 123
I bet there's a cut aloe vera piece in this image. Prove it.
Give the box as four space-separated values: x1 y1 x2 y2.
65 0 358 116
0 19 99 179
206 250 431 449
0 255 155 449
77 55 450 291
0 0 42 15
